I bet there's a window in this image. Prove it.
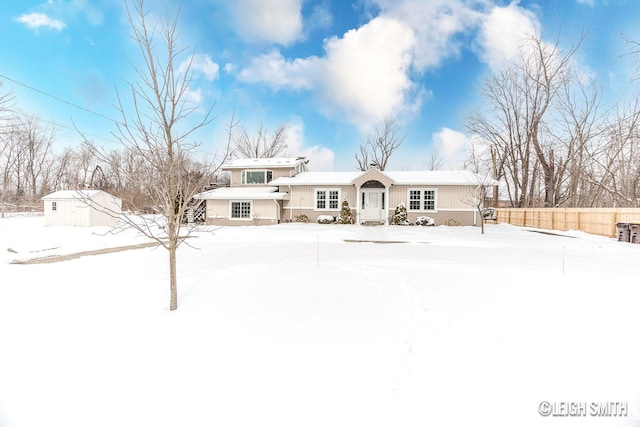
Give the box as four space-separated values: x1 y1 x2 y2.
409 190 421 210
315 189 340 210
423 190 435 210
241 170 273 185
52 201 57 211
407 189 436 211
230 201 251 219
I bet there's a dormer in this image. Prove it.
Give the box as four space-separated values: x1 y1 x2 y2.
222 157 309 187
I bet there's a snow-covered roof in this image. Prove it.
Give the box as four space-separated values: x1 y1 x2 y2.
384 170 496 186
270 172 360 186
195 186 289 200
42 190 113 200
222 157 308 169
270 170 496 186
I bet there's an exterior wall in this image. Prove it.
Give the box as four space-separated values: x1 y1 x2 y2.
44 191 122 227
88 193 122 226
228 167 298 187
388 185 473 210
44 199 74 226
205 181 480 226
387 185 477 226
206 199 281 226
281 185 357 222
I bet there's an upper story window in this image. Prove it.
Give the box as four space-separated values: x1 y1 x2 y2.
52 201 57 211
241 170 273 185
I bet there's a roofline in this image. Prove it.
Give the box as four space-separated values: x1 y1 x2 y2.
221 157 309 170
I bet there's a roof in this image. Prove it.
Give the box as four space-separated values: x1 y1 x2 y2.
42 190 116 200
270 169 496 186
270 172 360 186
195 186 289 200
384 170 497 186
222 157 308 170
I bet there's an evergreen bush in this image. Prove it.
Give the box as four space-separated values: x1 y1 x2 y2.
416 216 435 226
336 200 354 224
295 214 309 223
317 215 334 224
392 202 409 225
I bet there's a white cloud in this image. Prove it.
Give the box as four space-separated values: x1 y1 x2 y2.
15 12 66 31
187 54 220 81
577 0 595 6
285 121 335 171
377 0 484 71
228 0 303 45
238 16 418 131
475 2 540 71
234 1 544 134
432 127 472 169
237 50 318 90
185 87 203 105
307 1 333 32
318 16 417 129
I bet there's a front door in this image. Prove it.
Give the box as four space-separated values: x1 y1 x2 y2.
362 190 384 223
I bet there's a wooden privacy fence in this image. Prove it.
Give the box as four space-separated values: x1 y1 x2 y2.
495 208 640 238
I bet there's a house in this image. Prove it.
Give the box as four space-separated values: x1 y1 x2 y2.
196 157 494 226
42 190 122 227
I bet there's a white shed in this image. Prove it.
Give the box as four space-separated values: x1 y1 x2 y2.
42 190 122 227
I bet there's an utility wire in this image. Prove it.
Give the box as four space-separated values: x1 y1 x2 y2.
0 72 223 157
0 72 121 124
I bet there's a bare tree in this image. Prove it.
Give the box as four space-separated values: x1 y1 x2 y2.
355 116 405 171
588 102 640 206
107 0 222 311
0 87 17 216
467 33 583 207
232 122 288 158
425 147 444 171
554 69 603 207
18 114 55 200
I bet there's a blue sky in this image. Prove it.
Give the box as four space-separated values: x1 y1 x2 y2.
2 0 640 171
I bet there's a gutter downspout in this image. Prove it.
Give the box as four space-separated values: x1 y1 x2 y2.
356 185 361 225
287 185 293 222
273 197 281 224
384 186 389 225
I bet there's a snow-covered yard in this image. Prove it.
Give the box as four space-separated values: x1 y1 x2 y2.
1 216 639 427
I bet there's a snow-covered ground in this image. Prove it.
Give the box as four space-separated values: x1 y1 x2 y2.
1 216 639 427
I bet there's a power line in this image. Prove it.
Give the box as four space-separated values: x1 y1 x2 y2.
0 72 121 124
0 73 223 156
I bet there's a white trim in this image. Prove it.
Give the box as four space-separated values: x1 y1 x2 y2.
229 200 252 220
283 206 315 210
361 189 385 223
314 188 341 211
407 188 437 212
241 169 273 185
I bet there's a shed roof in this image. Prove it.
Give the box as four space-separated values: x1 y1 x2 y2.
42 190 116 200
